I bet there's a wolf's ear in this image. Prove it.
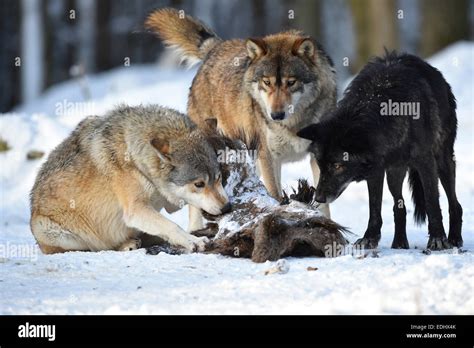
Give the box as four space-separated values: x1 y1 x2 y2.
246 38 267 60
293 38 316 61
297 124 322 142
150 138 171 163
297 124 325 158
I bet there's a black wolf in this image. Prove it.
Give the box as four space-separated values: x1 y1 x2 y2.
298 51 463 250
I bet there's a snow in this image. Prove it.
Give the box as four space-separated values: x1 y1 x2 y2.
1 42 473 314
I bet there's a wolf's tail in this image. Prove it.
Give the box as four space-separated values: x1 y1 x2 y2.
145 8 221 67
408 168 426 225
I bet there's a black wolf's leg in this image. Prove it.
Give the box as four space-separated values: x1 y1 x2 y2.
387 166 409 249
438 151 463 247
355 169 384 249
415 158 451 250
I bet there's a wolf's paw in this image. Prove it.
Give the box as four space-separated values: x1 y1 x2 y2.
354 237 379 250
118 238 142 251
391 237 409 249
448 235 463 248
191 236 209 253
180 236 209 253
426 236 452 251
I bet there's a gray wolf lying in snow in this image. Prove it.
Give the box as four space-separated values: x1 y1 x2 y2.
30 105 230 254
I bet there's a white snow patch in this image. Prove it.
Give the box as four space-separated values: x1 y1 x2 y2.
0 43 473 314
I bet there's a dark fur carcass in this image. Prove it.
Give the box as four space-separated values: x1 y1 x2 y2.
148 135 349 263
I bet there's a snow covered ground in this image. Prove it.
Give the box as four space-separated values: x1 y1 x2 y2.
1 42 473 314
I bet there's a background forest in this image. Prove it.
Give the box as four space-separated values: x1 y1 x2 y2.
1 0 473 112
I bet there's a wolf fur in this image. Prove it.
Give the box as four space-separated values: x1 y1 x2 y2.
147 136 348 263
145 8 337 223
30 105 230 254
298 51 463 250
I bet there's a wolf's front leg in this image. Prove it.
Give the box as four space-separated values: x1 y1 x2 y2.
123 203 208 252
114 175 208 252
187 204 204 232
355 169 384 249
310 154 331 218
257 148 282 200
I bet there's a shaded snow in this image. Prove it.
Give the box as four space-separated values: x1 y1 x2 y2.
0 42 473 314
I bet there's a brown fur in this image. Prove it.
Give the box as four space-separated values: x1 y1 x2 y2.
145 8 220 66
146 9 336 218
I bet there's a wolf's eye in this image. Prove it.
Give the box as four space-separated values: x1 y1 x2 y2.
333 163 344 171
262 78 271 86
287 79 296 87
194 181 205 188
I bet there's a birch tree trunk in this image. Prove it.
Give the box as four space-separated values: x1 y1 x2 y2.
420 0 469 57
349 0 399 71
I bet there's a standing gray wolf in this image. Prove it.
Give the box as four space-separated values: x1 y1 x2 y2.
298 51 463 250
30 105 230 254
145 8 337 228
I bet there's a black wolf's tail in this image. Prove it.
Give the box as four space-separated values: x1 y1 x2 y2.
146 8 221 67
408 168 426 225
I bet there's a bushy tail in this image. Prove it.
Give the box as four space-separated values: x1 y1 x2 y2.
408 168 426 225
145 8 221 67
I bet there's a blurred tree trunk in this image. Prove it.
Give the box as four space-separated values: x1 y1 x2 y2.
134 0 164 63
95 0 111 71
420 0 469 57
192 0 216 33
253 0 266 36
293 0 322 38
21 0 45 102
0 0 21 112
349 0 399 71
45 0 74 86
264 0 287 35
77 0 97 73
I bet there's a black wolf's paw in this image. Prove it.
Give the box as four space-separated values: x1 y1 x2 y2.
354 237 379 250
391 237 409 249
448 235 463 248
426 236 452 251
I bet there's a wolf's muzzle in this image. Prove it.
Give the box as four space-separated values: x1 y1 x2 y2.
315 191 326 203
201 203 232 220
221 202 232 214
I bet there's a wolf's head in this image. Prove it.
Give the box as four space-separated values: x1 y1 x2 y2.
244 33 328 122
297 120 377 204
150 130 230 216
